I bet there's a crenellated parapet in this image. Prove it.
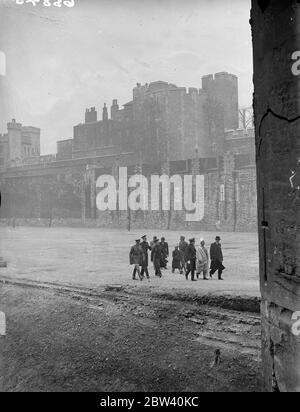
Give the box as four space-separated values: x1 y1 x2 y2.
7 119 22 130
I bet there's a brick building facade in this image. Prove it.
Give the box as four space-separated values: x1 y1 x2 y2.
0 72 257 231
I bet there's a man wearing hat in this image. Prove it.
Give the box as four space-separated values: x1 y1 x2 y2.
160 237 169 269
179 236 188 274
151 238 162 277
129 239 145 281
209 236 225 280
185 238 197 281
150 236 158 250
140 235 151 280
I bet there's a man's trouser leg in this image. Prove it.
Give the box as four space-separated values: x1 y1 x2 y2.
155 260 162 277
136 265 143 280
154 260 159 276
191 269 195 281
133 264 142 280
210 261 217 277
185 269 190 280
141 265 149 279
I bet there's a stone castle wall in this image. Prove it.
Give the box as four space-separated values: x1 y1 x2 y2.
0 158 257 232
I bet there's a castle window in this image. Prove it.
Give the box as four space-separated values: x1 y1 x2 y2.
220 184 225 202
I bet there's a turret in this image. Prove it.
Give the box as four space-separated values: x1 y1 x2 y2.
7 119 22 161
202 72 239 130
214 72 239 130
102 103 108 121
110 99 119 120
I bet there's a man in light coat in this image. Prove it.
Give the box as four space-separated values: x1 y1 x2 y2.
196 239 209 280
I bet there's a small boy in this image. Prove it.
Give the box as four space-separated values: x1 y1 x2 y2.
172 245 182 273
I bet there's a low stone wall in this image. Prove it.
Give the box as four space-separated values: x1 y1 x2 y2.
0 214 257 232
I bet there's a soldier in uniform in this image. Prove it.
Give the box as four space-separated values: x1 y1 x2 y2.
129 239 144 281
140 235 151 280
151 238 162 277
185 238 197 281
179 235 188 274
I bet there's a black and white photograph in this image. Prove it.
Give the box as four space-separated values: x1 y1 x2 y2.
0 0 299 395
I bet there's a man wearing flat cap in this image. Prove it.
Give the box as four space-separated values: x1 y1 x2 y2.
209 236 225 280
140 235 151 280
185 238 197 281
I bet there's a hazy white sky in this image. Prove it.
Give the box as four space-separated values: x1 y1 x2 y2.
0 0 252 154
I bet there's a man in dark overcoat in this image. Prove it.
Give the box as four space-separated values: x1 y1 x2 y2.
179 235 188 274
209 236 225 280
185 238 197 281
151 239 162 277
160 237 169 269
140 235 151 280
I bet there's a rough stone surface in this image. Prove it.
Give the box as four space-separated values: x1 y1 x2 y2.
252 0 300 392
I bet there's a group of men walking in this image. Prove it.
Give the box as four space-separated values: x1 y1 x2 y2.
129 234 225 282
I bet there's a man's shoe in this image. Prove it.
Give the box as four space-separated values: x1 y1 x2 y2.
218 278 224 281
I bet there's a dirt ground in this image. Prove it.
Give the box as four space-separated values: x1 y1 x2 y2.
0 282 261 392
0 227 259 297
0 226 262 392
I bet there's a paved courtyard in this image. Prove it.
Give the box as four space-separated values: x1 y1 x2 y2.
0 226 259 297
